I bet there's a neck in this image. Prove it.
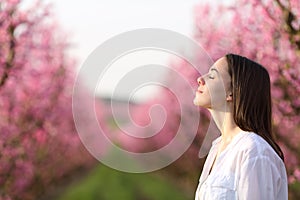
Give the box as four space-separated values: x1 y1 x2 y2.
208 107 242 143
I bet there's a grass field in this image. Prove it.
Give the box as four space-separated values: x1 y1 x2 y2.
58 164 192 200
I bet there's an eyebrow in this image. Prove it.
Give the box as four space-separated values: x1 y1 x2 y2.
210 68 219 73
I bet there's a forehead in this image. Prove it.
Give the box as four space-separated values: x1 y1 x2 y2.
211 57 228 74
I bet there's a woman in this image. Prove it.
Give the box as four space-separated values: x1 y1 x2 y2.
193 54 288 199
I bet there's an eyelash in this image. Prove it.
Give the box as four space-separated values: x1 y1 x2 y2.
208 74 214 79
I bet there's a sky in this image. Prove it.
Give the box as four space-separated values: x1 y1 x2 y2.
26 0 213 102
47 0 201 60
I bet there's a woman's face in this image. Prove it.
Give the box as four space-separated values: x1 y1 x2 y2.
193 57 232 109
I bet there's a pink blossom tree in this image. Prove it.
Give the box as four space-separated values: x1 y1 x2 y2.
0 1 96 199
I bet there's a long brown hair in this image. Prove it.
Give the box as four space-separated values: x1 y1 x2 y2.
225 53 284 161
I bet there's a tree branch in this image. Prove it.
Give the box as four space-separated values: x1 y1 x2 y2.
274 0 300 50
0 10 16 88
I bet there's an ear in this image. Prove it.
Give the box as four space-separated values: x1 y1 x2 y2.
226 93 233 101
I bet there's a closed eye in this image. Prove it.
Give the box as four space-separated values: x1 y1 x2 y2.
209 68 218 79
208 73 215 79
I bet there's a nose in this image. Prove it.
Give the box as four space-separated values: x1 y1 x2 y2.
197 76 205 85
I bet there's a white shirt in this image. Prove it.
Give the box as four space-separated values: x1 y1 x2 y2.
195 131 288 200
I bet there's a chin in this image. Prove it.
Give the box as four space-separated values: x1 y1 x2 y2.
193 98 210 108
193 99 204 107
193 98 200 106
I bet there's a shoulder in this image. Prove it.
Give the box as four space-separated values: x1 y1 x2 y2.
235 131 286 173
236 131 278 158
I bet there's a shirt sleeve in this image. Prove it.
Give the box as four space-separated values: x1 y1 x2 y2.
238 156 284 200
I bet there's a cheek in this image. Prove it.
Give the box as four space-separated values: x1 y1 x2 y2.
221 74 232 93
207 81 227 101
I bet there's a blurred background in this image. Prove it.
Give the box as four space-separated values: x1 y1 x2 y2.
1 0 300 199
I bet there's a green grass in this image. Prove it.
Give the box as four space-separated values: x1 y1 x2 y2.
58 164 191 200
